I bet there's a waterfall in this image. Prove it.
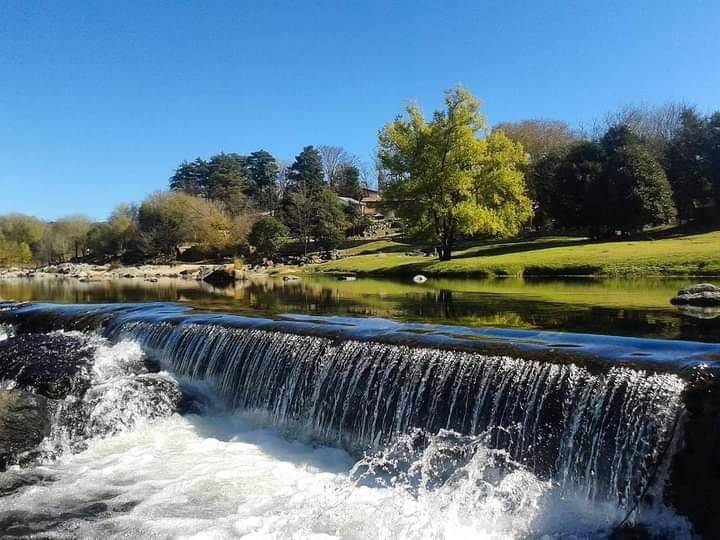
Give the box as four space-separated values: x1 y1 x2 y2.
109 318 686 510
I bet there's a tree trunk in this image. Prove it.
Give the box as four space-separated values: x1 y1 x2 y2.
438 235 453 261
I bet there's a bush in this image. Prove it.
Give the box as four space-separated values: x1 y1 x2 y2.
249 216 288 260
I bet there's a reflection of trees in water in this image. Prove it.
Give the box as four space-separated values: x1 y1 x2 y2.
0 278 218 305
1 277 718 342
392 288 714 341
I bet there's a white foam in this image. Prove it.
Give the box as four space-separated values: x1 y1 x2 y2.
0 323 12 341
0 412 692 539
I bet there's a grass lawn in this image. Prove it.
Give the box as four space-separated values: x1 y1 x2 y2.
314 230 720 277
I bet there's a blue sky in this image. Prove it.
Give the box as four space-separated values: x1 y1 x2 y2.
1 1 719 220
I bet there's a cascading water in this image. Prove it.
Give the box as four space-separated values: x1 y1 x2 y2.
2 302 719 538
110 320 686 513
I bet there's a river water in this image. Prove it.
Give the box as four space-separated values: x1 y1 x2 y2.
0 277 714 538
0 335 692 539
0 274 717 341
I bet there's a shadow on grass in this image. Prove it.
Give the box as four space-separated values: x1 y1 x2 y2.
452 237 593 260
349 243 415 256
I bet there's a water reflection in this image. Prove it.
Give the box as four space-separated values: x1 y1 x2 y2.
0 275 717 342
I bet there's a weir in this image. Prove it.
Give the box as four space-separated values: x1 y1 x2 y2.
2 301 720 536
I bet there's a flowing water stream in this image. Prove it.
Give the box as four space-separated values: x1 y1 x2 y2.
0 302 716 538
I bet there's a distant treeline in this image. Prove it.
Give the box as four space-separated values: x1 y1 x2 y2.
2 96 719 267
497 104 720 235
0 145 371 267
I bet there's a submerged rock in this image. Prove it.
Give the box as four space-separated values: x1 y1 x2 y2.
0 390 51 470
671 283 720 307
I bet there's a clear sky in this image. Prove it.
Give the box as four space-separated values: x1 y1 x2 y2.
1 1 719 220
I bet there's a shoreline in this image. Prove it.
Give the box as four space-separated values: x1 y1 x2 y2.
2 260 720 282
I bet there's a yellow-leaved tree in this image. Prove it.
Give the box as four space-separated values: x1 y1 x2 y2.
378 86 533 260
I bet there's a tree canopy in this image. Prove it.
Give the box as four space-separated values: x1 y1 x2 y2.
379 86 533 260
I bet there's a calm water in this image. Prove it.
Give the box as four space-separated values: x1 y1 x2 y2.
0 274 718 341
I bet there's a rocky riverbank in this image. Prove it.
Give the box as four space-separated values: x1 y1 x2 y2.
0 259 309 286
0 262 229 282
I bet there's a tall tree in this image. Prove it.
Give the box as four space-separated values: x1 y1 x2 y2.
335 164 364 200
599 126 676 234
708 112 720 208
378 86 533 260
318 145 357 190
206 153 248 216
666 109 713 223
288 146 325 194
169 158 210 196
246 150 279 207
283 146 326 254
547 141 606 230
312 188 350 251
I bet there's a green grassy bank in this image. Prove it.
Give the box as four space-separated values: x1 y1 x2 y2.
313 230 720 277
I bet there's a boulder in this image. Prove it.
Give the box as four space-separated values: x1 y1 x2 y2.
0 333 95 399
0 390 51 470
202 266 236 286
671 283 720 307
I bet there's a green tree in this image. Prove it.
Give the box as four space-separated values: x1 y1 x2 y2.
312 188 350 251
206 153 248 216
379 86 533 260
0 214 46 255
545 126 676 236
335 164 364 200
169 153 248 216
666 109 713 223
600 127 676 234
246 150 279 208
249 215 288 259
283 146 327 254
0 229 33 267
137 192 231 260
547 141 605 230
287 146 325 194
169 158 211 196
284 190 315 255
708 112 720 209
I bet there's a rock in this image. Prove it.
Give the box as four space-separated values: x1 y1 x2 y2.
145 277 159 283
671 283 720 307
675 304 720 320
202 266 236 286
337 275 357 281
283 275 301 282
413 274 428 284
123 273 136 279
0 390 51 470
0 333 95 399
